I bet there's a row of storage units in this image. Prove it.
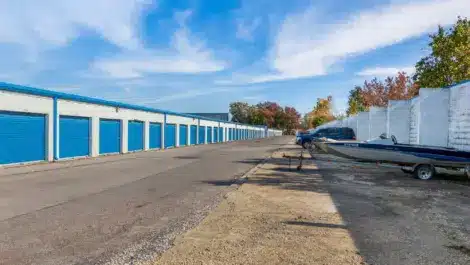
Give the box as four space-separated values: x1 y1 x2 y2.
317 81 470 151
0 82 283 165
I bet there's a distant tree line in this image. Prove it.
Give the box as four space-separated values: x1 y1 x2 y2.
229 101 301 135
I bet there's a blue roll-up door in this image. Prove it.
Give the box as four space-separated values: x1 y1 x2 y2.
207 126 212 143
149 122 162 149
179 124 188 146
99 119 121 154
128 120 144 152
0 111 46 164
60 116 90 159
165 123 176 148
199 126 206 144
214 127 218 143
228 128 232 141
219 127 223 142
190 125 197 145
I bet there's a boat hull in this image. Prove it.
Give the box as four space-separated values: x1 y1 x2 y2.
324 142 470 168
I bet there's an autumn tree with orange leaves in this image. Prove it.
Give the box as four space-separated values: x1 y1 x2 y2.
229 101 301 134
347 72 419 115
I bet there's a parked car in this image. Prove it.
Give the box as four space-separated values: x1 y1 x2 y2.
298 127 356 149
295 130 310 144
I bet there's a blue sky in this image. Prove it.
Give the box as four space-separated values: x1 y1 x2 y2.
0 0 468 115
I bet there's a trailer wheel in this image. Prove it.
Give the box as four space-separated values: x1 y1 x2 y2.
413 164 435 180
302 141 310 149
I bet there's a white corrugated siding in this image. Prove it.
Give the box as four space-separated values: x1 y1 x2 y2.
448 82 470 151
409 97 420 144
388 100 411 144
369 107 387 139
418 88 449 147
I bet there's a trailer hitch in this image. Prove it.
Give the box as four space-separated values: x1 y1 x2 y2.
282 151 304 171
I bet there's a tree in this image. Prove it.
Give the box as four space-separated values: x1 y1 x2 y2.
385 72 419 100
414 17 470 87
281 106 301 134
361 78 388 107
349 72 418 114
247 107 266 125
346 86 367 116
229 102 250 123
305 96 335 128
229 101 300 133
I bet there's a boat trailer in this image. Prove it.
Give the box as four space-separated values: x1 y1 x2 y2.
282 150 305 171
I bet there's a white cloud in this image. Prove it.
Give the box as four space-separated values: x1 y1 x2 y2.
356 66 416 77
149 87 232 103
0 0 151 50
249 0 470 83
137 85 267 104
93 10 227 78
236 18 261 41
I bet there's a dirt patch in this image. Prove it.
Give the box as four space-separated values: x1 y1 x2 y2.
152 149 365 265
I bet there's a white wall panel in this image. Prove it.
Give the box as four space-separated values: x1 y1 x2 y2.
356 112 370 141
418 88 449 147
448 82 470 151
369 107 387 139
199 119 219 127
166 115 198 125
387 100 411 144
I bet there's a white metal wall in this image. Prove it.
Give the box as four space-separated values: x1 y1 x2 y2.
388 100 411 144
356 112 370 141
369 107 387 139
448 82 470 151
418 88 450 147
318 81 470 151
387 100 411 144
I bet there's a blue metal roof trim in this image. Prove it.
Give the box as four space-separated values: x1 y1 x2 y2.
0 81 269 128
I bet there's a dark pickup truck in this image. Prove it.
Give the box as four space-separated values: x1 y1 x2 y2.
297 127 356 149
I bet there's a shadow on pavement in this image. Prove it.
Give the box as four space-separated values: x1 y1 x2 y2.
205 146 470 264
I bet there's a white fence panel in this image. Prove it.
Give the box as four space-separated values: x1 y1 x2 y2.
357 112 370 141
369 107 387 139
448 81 470 151
388 100 411 144
418 88 450 147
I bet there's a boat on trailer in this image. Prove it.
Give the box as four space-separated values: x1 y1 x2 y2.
312 134 470 180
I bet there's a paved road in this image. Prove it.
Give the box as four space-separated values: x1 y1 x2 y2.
0 137 290 265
